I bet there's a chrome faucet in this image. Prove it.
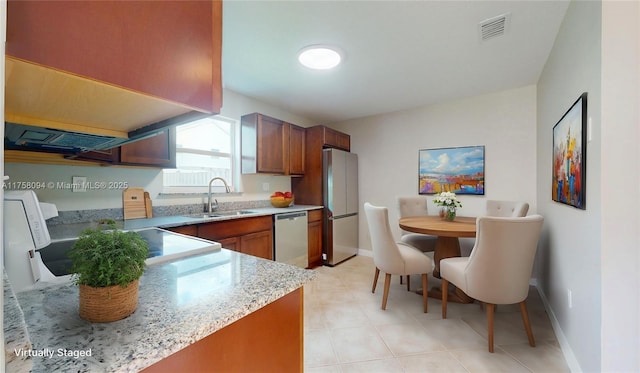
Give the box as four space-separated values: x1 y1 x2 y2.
208 177 231 213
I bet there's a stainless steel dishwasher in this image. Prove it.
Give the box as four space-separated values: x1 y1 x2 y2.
274 211 308 268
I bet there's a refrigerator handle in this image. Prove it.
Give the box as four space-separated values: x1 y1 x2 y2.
327 212 357 221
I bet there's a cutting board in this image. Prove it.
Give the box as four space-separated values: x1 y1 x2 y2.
123 188 147 220
144 191 153 218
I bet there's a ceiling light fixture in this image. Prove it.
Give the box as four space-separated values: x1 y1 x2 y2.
297 45 342 70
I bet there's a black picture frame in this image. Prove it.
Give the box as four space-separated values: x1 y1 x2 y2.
552 92 587 209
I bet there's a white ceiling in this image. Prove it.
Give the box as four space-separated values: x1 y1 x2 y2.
222 1 570 124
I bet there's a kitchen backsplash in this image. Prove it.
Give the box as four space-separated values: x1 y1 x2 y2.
46 200 273 226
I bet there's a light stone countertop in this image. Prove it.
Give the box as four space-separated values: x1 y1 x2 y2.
47 204 323 240
3 273 34 372
9 249 315 372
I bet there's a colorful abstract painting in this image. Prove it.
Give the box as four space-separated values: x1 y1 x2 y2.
552 93 587 209
418 146 485 195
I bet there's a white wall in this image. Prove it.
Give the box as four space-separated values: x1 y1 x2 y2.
536 1 640 372
536 1 601 370
3 89 311 211
1 0 7 368
600 1 640 371
331 85 538 254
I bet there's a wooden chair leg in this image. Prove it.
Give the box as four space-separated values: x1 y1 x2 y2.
441 279 448 318
372 267 380 293
519 301 536 347
406 275 410 291
487 303 495 353
381 273 392 310
422 274 428 313
400 276 403 285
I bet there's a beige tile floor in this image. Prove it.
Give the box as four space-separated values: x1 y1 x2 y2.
303 255 570 373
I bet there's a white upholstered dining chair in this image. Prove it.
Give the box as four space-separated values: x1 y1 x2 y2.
460 199 530 256
364 202 433 313
485 200 529 217
440 215 544 352
396 196 437 288
397 196 437 253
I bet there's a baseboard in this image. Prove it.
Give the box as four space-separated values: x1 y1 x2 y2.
357 249 372 257
537 287 582 372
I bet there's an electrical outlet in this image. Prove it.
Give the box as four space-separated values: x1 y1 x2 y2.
568 289 573 309
72 176 87 192
262 182 270 192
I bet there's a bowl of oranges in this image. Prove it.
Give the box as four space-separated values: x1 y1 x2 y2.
270 191 294 208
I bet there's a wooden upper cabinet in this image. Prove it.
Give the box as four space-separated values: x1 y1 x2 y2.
291 125 350 206
6 0 222 115
323 127 350 151
288 123 306 176
120 128 176 168
258 115 287 174
241 113 305 175
53 127 176 168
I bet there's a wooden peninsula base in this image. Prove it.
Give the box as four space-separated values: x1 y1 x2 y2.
142 288 304 373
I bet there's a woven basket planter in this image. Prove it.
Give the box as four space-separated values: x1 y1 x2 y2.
79 279 139 323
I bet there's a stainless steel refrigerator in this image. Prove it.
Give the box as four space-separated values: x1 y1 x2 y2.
323 148 359 266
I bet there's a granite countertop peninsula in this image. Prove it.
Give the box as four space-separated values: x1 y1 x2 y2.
47 204 323 240
8 249 315 372
3 272 34 372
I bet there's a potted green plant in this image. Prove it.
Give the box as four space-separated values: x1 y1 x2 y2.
68 219 149 323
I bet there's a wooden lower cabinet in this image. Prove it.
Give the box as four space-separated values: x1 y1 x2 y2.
218 231 273 259
197 215 274 260
218 236 240 252
165 224 198 237
240 230 273 259
167 211 324 264
307 209 323 268
141 287 303 373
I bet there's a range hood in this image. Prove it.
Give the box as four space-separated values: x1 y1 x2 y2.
5 110 208 154
4 57 212 154
5 122 130 153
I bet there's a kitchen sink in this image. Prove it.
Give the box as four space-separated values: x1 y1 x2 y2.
189 210 256 218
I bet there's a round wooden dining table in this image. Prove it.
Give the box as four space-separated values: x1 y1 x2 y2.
398 215 477 303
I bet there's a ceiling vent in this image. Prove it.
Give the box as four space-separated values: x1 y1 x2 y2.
478 13 511 42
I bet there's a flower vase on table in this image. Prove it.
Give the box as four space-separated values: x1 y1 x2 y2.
440 207 457 221
433 192 462 222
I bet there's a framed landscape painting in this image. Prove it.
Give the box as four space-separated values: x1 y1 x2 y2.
418 145 485 195
552 92 587 209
